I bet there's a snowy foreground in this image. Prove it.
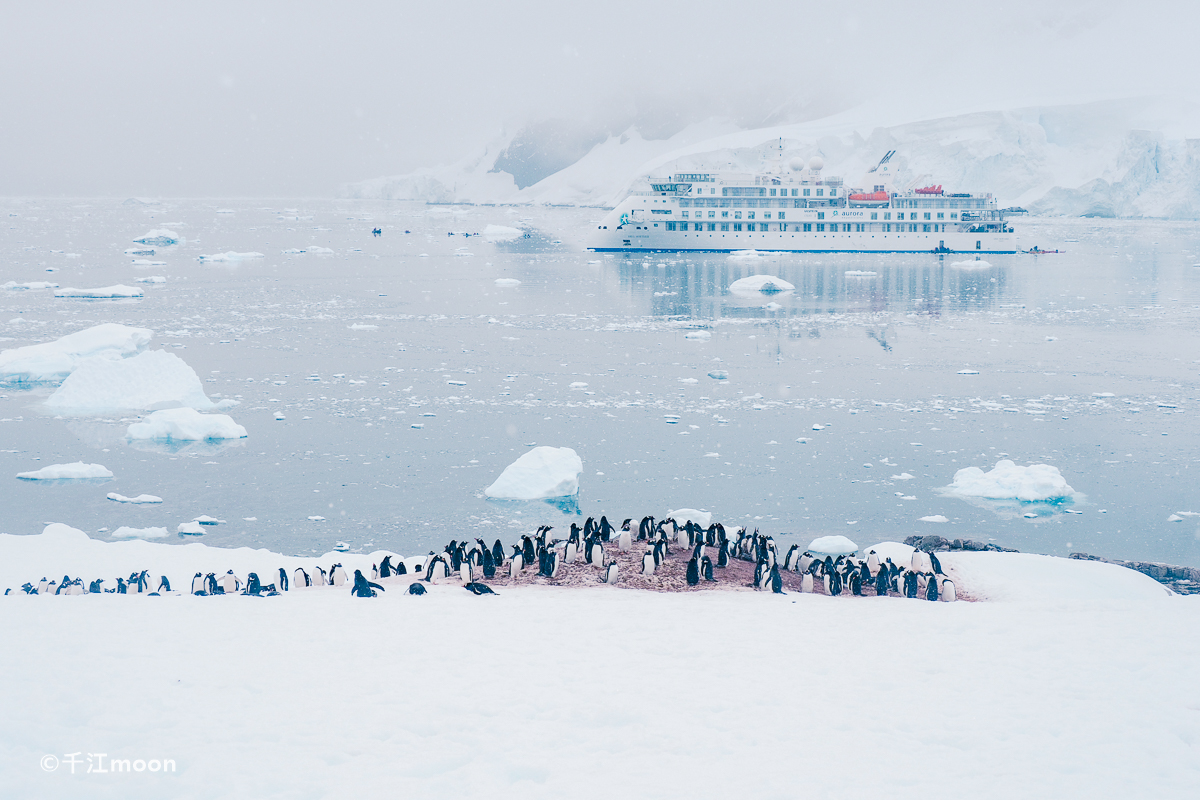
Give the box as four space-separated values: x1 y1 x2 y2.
2 528 1198 799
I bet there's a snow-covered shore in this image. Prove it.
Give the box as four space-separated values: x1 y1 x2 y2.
2 526 1197 798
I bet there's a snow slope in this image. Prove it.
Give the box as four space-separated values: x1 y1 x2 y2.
44 350 216 413
343 97 1200 218
0 323 151 383
0 527 1195 800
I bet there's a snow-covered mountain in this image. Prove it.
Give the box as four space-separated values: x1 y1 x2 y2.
341 98 1200 218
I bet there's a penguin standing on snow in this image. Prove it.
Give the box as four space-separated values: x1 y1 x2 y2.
598 516 615 542
89 579 105 594
313 566 328 587
865 550 880 577
521 536 536 566
603 563 619 584
116 577 128 594
903 571 919 599
351 569 385 597
492 539 505 567
828 568 843 596
205 573 219 594
244 573 263 596
801 572 814 593
191 573 206 595
771 564 785 594
408 582 427 595
509 550 523 579
717 543 729 568
157 576 172 593
618 526 632 553
294 568 310 588
849 570 862 596
464 582 498 596
379 556 395 578
929 551 944 575
686 557 700 586
331 564 347 586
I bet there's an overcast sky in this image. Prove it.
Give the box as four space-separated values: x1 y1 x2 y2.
2 0 1196 197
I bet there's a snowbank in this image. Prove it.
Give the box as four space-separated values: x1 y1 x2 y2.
484 446 582 500
126 408 247 441
198 251 264 262
729 275 795 296
861 541 916 565
944 459 1075 502
668 508 711 527
44 350 216 413
0 323 152 383
111 526 169 540
17 462 113 481
483 224 524 241
133 229 181 246
54 285 143 298
107 492 163 504
942 551 1171 603
807 535 858 555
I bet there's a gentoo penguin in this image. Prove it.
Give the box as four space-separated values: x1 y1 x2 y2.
911 550 930 574
926 573 940 601
21 583 36 595
294 568 310 588
771 564 785 594
583 517 596 539
940 577 956 602
585 538 605 567
191 573 206 595
313 566 328 587
131 570 150 593
492 539 505 567
821 571 831 596
379 556 395 578
653 540 666 567
205 573 219 594
783 544 800 571
637 516 654 541
903 571 919 599
116 577 127 594
482 546 497 578
641 552 656 575
686 557 700 586
797 553 814 574
717 543 730 568
875 567 889 596
865 550 881 577
701 555 715 582
245 573 263 596
395 560 407 576
278 568 289 591
408 582 427 595
521 536 536 566
603 563 619 584
801 572 814 593
330 564 347 586
157 576 171 593
37 578 48 594
755 560 771 590
548 550 561 579
598 516 614 542
929 551 943 575
460 562 473 585
464 582 497 595
218 571 239 594
371 563 380 581
89 579 105 594
849 571 862 596
564 540 578 564
351 569 384 597
509 552 523 579
618 528 632 552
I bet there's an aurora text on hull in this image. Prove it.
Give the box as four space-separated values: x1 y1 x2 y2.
588 154 1017 254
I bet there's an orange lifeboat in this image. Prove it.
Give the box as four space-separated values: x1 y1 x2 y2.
915 185 943 195
848 190 889 203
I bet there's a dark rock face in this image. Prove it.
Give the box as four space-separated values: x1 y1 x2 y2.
1070 553 1200 595
904 536 1018 554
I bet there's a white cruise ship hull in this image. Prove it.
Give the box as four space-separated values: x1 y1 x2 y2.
589 227 1017 254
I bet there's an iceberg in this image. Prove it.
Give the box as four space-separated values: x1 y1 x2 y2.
944 460 1075 502
807 535 858 556
17 462 113 481
45 350 216 413
126 408 247 441
133 229 181 246
668 508 711 527
0 323 152 383
485 446 582 500
53 285 143 299
729 275 795 296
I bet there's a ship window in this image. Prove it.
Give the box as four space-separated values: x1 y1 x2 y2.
803 188 810 196
950 212 957 219
883 212 890 220
721 223 729 231
803 223 812 231
695 223 704 231
681 211 688 218
733 223 743 231
721 211 729 218
764 212 771 219
734 211 742 219
817 212 825 219
792 189 798 196
924 212 931 220
816 224 825 232
922 224 930 232
909 212 917 220
816 189 824 196
666 222 676 231
778 212 785 220
976 240 982 250
721 188 728 196
769 188 777 196
937 212 944 219
708 211 715 218
870 212 878 220
748 212 755 219
707 223 716 231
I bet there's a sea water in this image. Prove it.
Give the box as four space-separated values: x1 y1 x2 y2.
1 199 1198 566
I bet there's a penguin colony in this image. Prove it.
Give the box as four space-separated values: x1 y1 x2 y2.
6 516 957 601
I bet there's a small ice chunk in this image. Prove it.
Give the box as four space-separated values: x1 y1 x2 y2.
920 515 949 523
729 274 795 295
107 492 163 504
177 521 205 535
3 281 59 290
193 515 225 525
494 278 521 287
133 229 181 246
135 276 167 284
684 331 711 340
808 535 858 555
812 424 824 431
945 459 1075 502
668 508 711 526
708 370 728 380
957 369 980 375
112 526 169 539
678 377 698 384
484 446 582 500
308 515 326 521
126 408 247 440
892 472 915 480
18 462 113 480
349 324 378 330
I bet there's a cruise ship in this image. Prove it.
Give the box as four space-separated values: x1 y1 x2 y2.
587 153 1017 254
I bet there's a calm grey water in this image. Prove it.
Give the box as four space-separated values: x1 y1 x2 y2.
2 199 1199 566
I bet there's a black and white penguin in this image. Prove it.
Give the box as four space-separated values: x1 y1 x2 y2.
801 572 814 593
131 570 150 593
849 570 862 596
771 564 784 594
564 539 578 564
875 567 889 596
548 550 561 579
755 560 771 591
351 569 384 597
701 555 715 582
218 570 240 594
618 527 632 552
797 553 814 574
641 552 656 575
313 566 328 587
482 546 497 578
686 557 700 586
903 571 919 599
464 582 497 596
509 552 523 579
245 573 263 596
395 560 407 576
653 540 666 567
598 516 614 542
783 544 799 571
940 577 956 602
205 573 219 594
408 582 427 595
925 573 940 601
191 573 206 595
157 576 171 593
330 564 347 586
460 562 473 585
278 568 289 591
585 538 605 567
37 578 48 594
379 556 395 578
89 579 105 594
521 536 536 566
911 550 930 574
865 550 881 577
491 539 505 567
294 568 310 588
637 516 655 541
929 551 944 575
603 563 619 584
116 577 127 594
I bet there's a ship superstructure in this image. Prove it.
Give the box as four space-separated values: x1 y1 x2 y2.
587 155 1016 254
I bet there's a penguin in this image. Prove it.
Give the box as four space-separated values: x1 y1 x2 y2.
294 568 310 588
797 553 814 574
598 516 614 542
509 552 523 579
460 562 473 585
55 577 69 595
701 555 715 582
564 540 578 564
849 571 862 596
371 563 380 581
37 578 48 594
686 557 700 586
829 569 844 596
929 551 944 575
205 573 219 594
218 570 240 594
583 517 596 540
521 536 536 566
875 566 889 596
278 568 289 591
911 550 930 574
903 571 919 599
330 564 347 586
245 573 263 596
21 582 36 595
618 528 632 552
783 544 800 571
116 577 127 594
926 573 940 601
771 564 784 594
858 561 872 589
351 569 385 597
89 579 105 594
131 570 150 593
603 563 619 584
313 566 328 587
548 550 561 579
641 552 656 575
653 540 666 566
191 573 206 595
379 556 395 578
801 572 814 593
865 550 881 577
464 582 498 596
940 577 956 602
157 576 171 593
717 544 729 568
408 582 427 595
490 539 505 568
395 560 407 576
482 546 497 578
637 516 654 541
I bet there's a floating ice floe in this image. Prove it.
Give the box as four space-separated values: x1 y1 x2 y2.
126 408 247 441
309 515 326 522
349 324 378 330
808 535 858 556
177 522 205 535
111 526 169 539
951 258 993 268
494 278 521 287
763 302 783 311
3 281 59 290
485 446 582 500
483 224 524 241
729 275 795 296
684 330 711 340
17 462 113 481
107 493 163 504
727 249 763 260
891 472 916 480
136 276 167 284
944 459 1075 502
54 285 143 299
957 369 980 375
198 251 264 262
133 229 181 247
668 508 711 527
920 515 949 523
708 370 729 380
45 350 216 413
193 515 224 525
0 323 152 383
